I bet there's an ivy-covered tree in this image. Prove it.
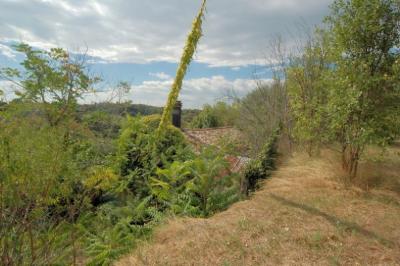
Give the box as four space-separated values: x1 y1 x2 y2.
158 0 207 131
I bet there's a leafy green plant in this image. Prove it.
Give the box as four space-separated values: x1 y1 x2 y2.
81 198 163 266
243 127 280 193
150 147 241 217
115 115 192 198
82 110 122 139
282 0 400 180
0 43 100 127
324 0 400 179
190 102 238 129
0 115 91 264
190 105 220 128
286 31 331 156
186 148 231 216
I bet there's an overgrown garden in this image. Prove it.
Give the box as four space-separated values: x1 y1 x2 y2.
0 0 399 265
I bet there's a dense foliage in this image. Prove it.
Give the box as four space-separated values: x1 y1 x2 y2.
190 102 238 129
243 127 280 193
284 0 400 180
286 31 330 155
235 82 288 156
1 0 398 264
0 3 245 264
0 63 242 266
325 0 400 178
115 115 192 199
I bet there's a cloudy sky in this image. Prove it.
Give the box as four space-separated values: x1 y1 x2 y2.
0 0 332 108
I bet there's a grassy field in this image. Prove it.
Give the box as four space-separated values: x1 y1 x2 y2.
117 146 400 266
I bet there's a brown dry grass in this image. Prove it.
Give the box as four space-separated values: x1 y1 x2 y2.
116 147 400 266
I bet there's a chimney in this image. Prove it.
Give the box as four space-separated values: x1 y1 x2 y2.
172 101 182 129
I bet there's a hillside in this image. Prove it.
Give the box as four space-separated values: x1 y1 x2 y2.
76 103 200 127
117 147 400 266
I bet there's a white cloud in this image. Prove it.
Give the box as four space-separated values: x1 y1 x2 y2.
82 76 269 108
0 43 18 59
1 75 271 108
0 0 333 67
0 80 18 101
149 72 171 80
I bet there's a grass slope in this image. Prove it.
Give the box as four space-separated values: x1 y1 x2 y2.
117 147 400 266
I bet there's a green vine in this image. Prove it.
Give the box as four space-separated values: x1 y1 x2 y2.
158 0 207 131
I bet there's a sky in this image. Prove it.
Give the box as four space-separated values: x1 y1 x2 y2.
0 0 333 108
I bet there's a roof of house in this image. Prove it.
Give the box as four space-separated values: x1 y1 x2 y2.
182 127 243 148
182 127 250 173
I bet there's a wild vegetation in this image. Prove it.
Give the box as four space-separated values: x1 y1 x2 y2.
117 145 400 265
0 0 245 264
0 0 399 265
285 0 400 180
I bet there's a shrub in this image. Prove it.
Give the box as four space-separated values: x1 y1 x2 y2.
150 147 241 217
115 115 193 198
243 127 280 193
190 105 220 128
190 102 239 129
0 116 91 264
81 197 163 266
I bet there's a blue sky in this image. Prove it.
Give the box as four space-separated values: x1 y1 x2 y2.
0 0 332 108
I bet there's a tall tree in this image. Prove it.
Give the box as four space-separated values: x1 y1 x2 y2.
286 31 331 155
0 43 99 126
325 0 400 179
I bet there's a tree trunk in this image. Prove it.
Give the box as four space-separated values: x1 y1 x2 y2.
341 144 360 181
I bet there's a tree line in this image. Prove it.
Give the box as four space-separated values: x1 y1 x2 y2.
0 0 399 264
190 0 400 180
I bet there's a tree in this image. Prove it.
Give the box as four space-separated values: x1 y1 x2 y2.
190 104 220 128
325 0 400 179
235 81 287 156
286 31 331 155
106 81 132 104
0 114 92 265
0 43 99 127
116 81 132 104
190 102 237 129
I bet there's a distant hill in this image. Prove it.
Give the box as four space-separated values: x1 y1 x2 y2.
77 102 163 117
77 102 200 129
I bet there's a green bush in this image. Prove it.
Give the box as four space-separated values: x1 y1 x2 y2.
151 147 241 217
82 110 122 139
243 127 280 193
0 106 119 265
115 115 193 198
0 116 92 264
190 102 239 129
190 105 220 128
81 197 163 266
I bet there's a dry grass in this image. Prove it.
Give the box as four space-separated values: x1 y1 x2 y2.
116 146 400 266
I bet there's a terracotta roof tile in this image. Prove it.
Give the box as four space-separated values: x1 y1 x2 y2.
182 127 242 147
182 127 250 173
